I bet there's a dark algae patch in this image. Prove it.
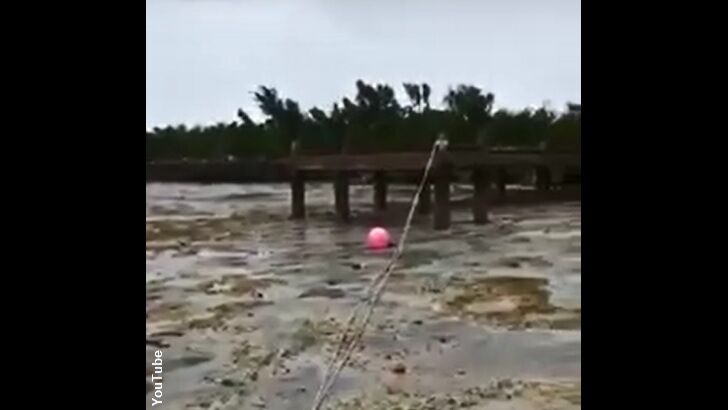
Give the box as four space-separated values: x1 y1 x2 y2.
442 276 581 330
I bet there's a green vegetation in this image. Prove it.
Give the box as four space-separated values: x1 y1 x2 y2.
146 81 580 161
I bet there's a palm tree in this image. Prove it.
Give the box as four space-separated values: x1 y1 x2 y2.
253 86 283 119
403 83 421 111
442 85 495 145
253 86 303 153
145 82 581 161
422 83 431 110
236 109 255 127
443 84 494 125
567 103 581 114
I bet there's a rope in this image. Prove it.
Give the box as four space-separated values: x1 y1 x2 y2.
309 137 447 410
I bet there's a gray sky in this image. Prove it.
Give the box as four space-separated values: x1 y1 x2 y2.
146 0 580 128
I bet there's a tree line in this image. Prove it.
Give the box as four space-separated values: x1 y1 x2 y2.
146 80 580 161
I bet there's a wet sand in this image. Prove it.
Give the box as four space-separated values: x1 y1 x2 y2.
146 183 581 410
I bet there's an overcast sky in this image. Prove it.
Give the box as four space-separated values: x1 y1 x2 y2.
146 0 580 128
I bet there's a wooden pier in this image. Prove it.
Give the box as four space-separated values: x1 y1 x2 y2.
280 142 580 230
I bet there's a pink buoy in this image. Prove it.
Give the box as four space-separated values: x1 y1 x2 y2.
367 227 391 249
